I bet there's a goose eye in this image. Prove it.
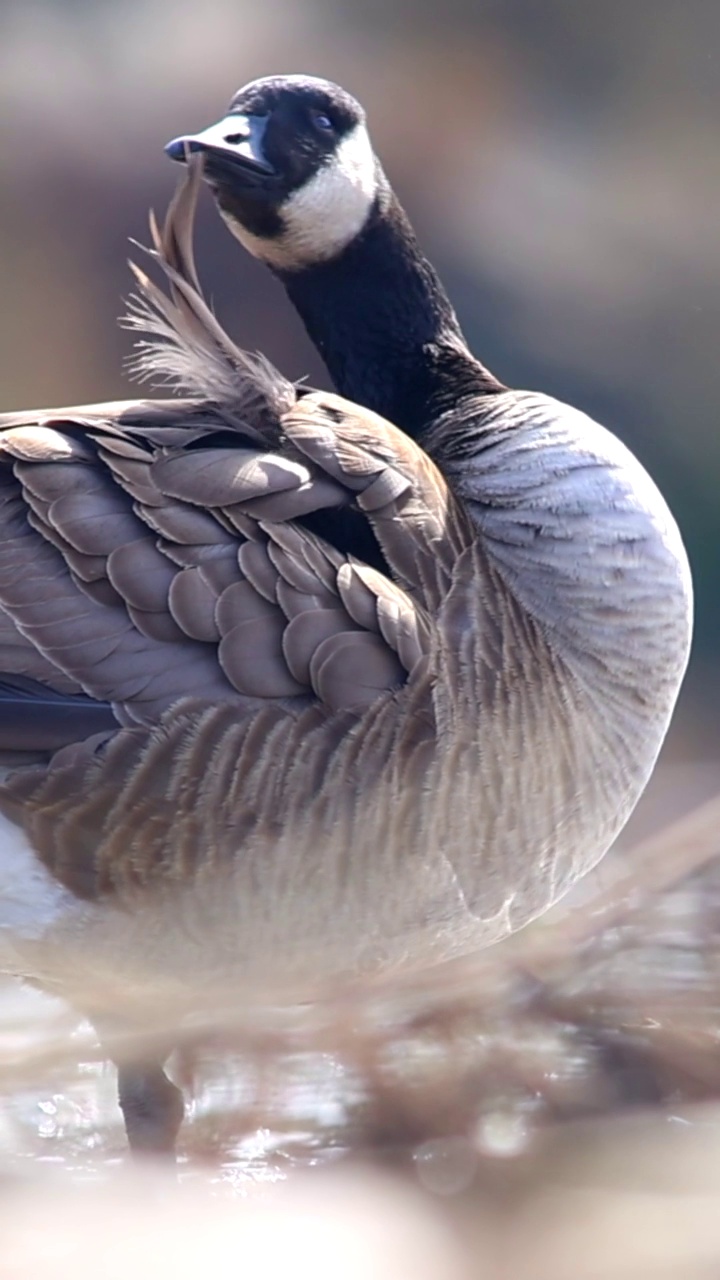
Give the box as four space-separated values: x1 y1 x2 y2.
311 111 334 133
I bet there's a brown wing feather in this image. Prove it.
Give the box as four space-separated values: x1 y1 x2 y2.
281 392 474 605
0 162 474 904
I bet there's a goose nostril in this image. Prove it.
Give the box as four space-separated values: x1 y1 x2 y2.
224 133 248 145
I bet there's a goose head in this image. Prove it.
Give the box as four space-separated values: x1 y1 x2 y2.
166 75 382 271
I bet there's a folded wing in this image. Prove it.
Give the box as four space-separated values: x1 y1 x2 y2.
0 160 471 771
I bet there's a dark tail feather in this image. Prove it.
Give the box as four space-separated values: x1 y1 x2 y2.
0 674 118 755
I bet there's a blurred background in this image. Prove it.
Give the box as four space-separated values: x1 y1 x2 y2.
1 1 720 1271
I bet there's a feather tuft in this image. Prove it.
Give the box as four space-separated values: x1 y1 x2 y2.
122 156 296 438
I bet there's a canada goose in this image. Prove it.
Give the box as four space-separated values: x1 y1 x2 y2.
0 75 692 1154
165 75 693 881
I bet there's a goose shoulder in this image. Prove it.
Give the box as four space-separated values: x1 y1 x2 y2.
426 389 692 685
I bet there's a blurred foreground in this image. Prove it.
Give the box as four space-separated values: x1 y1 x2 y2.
2 786 720 1275
6 1125 720 1280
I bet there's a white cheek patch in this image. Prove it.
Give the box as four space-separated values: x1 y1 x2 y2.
226 123 378 270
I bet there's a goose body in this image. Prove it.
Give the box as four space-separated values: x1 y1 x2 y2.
161 72 693 940
0 80 692 1151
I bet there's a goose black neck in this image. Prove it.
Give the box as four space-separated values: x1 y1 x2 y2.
277 188 500 440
